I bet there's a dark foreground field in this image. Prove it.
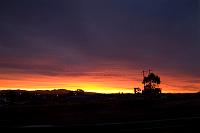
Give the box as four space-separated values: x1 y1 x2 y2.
0 92 200 132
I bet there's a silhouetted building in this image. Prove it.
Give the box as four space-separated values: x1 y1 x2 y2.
134 88 142 94
142 86 161 94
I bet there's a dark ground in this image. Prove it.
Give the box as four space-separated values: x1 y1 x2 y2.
0 92 200 132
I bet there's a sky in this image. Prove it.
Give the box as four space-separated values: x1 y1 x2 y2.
0 0 199 93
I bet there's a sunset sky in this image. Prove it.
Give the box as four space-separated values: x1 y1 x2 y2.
0 0 199 93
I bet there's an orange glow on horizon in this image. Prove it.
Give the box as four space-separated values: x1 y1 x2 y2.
0 71 199 93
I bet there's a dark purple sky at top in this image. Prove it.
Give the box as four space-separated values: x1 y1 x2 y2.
0 0 199 79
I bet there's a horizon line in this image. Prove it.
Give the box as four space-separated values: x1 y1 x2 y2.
0 88 199 94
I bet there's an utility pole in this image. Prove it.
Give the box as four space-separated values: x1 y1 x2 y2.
149 69 153 89
148 69 152 74
142 70 146 89
142 70 146 78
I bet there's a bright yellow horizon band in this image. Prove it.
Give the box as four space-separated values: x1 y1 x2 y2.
0 72 199 94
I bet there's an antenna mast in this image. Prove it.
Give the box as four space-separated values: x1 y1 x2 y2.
148 69 152 74
142 70 147 88
142 70 146 78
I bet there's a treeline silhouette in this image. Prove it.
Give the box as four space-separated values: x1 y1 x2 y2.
0 89 88 105
0 89 200 131
0 89 199 106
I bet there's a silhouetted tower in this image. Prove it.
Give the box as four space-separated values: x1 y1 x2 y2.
148 69 152 74
142 70 146 88
142 70 146 78
148 69 152 86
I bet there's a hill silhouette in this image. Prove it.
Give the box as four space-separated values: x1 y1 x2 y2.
0 89 199 132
